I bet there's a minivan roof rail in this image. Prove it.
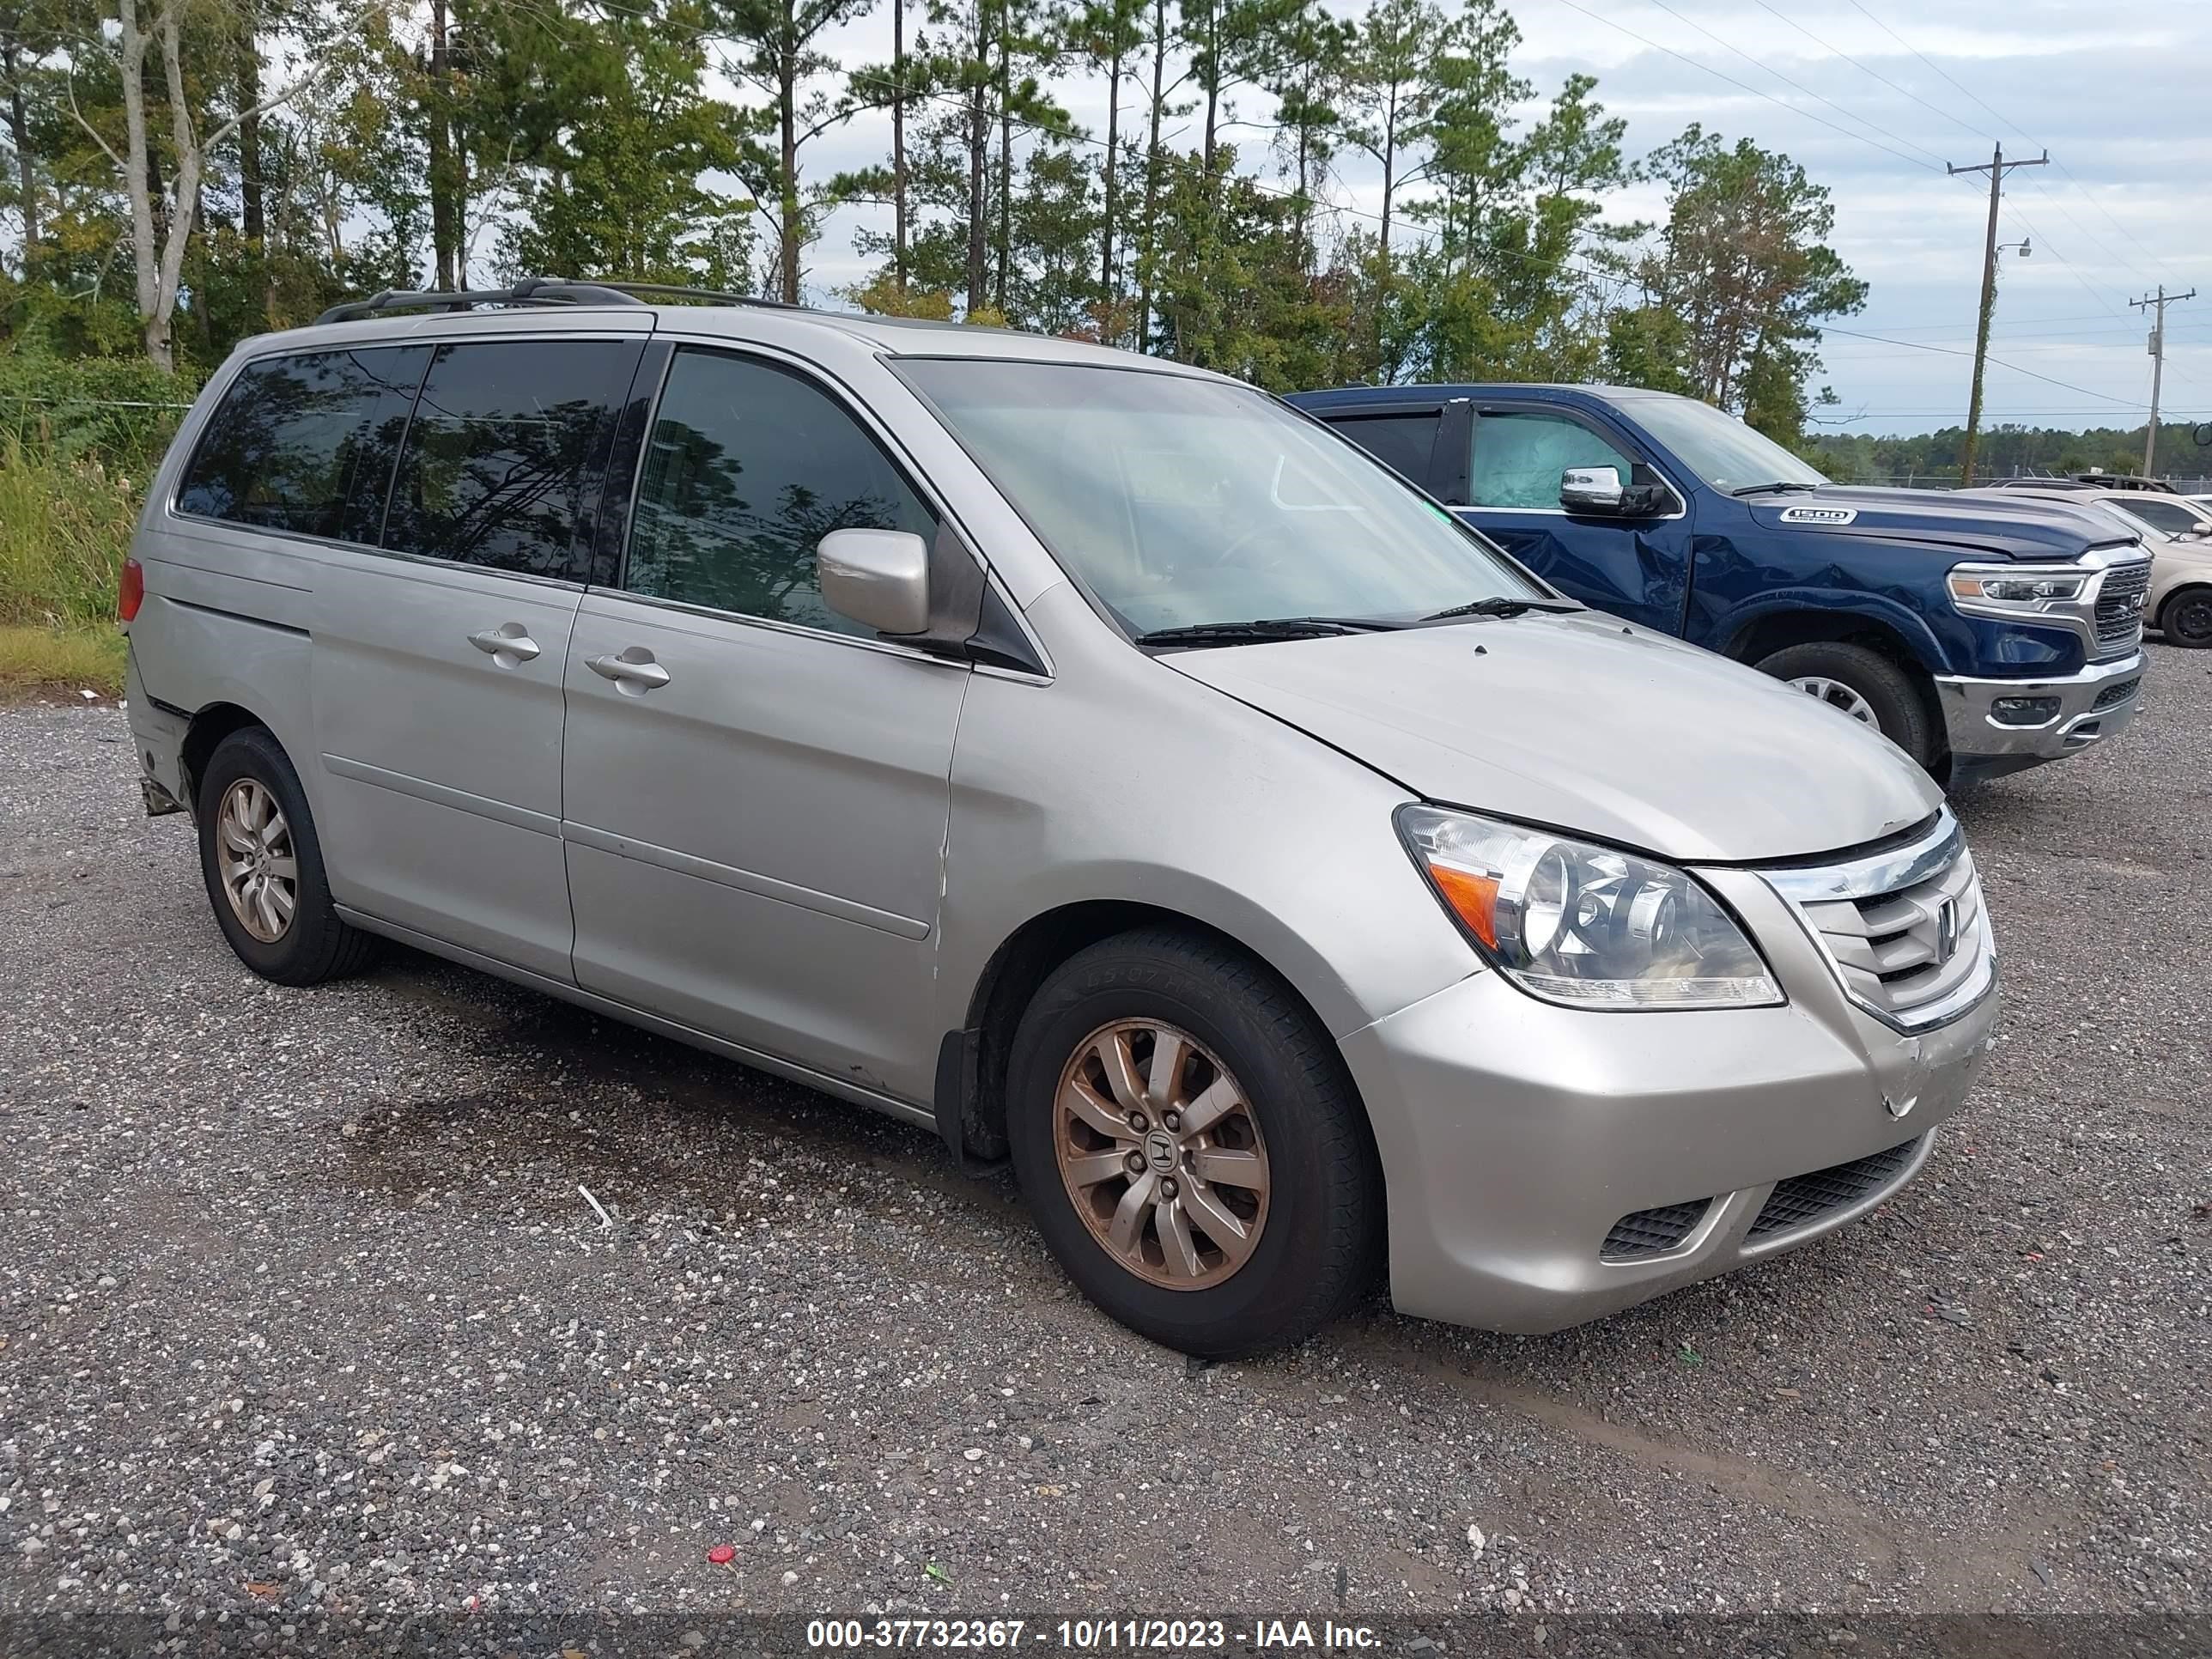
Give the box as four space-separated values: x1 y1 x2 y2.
587 281 804 311
313 276 803 325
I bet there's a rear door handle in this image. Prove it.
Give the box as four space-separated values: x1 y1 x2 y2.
468 624 540 665
587 650 672 693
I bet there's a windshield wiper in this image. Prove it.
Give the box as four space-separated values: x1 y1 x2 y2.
1135 617 1358 647
1420 596 1580 622
1729 481 1824 497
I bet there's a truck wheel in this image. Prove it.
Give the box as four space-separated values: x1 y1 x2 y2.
195 726 380 986
1755 641 1936 768
2160 586 2212 648
1004 928 1382 1359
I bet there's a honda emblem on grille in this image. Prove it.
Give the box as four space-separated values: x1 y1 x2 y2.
1934 897 1960 966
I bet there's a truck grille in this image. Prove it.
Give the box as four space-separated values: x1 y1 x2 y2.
2094 559 2151 657
1747 1136 1923 1240
1601 1199 1711 1261
1759 811 1994 1032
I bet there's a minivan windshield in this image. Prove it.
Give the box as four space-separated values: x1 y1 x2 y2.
896 359 1547 635
1626 394 1830 495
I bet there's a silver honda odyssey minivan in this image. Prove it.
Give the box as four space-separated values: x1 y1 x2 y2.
121 281 1998 1358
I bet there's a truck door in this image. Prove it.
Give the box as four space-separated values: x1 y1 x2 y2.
1453 405 1692 636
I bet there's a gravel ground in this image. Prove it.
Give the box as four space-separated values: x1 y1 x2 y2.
0 650 2206 1630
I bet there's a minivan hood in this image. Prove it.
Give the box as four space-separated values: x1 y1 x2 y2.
1741 485 2132 562
1164 613 1941 863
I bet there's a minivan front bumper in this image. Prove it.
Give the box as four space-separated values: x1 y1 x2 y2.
1336 859 1998 1334
1934 651 2145 781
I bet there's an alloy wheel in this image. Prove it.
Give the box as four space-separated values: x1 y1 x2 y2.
1790 674 1881 731
216 777 299 943
1052 1020 1271 1291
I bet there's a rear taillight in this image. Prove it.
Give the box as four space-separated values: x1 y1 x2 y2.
118 556 144 623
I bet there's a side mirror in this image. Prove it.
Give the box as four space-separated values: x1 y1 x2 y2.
818 528 932 636
1560 465 1626 513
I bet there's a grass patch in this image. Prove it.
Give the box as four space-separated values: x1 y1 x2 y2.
0 435 143 632
0 623 126 696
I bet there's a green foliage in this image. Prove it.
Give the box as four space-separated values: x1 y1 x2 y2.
0 356 167 690
3 0 1872 444
0 622 126 696
495 11 753 287
0 350 198 465
1616 125 1868 447
1811 422 2205 486
0 434 141 634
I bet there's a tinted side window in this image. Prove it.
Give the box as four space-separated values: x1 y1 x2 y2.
2119 499 2198 536
177 346 429 543
1327 412 1441 489
383 339 638 578
1470 412 1638 509
624 350 939 637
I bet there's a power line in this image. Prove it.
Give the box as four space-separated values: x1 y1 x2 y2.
1814 323 2143 410
1851 312 2162 336
1746 0 1991 145
1837 0 2174 296
1837 0 2019 137
1540 0 1944 174
1541 0 2154 416
1839 320 2212 346
1627 0 1949 170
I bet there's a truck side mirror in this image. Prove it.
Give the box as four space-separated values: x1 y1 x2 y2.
1560 467 1668 517
1560 465 1625 512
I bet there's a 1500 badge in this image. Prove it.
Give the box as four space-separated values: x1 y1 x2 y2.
1779 504 1860 526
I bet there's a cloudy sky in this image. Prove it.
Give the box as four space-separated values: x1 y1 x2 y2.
787 0 2210 440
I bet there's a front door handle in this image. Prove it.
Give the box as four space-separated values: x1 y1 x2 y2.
468 624 541 665
587 649 672 694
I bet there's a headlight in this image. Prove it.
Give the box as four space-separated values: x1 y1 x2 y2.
1947 565 2087 610
1396 805 1782 1011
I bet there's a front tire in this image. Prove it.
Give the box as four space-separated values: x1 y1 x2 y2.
2160 586 2212 648
1005 929 1381 1358
1754 640 1937 769
195 726 379 985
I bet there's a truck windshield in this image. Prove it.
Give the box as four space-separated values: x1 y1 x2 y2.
1627 395 1831 495
896 359 1547 636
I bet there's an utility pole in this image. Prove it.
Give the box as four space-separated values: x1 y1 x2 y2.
1948 144 2048 488
2130 285 2196 477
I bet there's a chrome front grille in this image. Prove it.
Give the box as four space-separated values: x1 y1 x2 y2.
1759 810 1995 1031
2094 559 2151 657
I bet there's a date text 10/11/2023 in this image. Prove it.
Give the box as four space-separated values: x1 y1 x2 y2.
805 1619 1383 1650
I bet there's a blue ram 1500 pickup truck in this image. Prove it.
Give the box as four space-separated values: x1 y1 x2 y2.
1288 382 2152 781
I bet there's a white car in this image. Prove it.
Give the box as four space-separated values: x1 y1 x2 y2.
2005 496 2212 648
1998 484 2212 544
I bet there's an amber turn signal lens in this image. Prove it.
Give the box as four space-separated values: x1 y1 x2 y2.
1425 861 1499 949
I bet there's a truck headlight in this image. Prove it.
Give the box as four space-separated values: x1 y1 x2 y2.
1947 566 2087 609
1397 805 1782 1011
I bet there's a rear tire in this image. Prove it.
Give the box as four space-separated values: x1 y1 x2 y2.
2160 586 2212 648
1005 928 1382 1359
195 726 379 986
1755 641 1936 769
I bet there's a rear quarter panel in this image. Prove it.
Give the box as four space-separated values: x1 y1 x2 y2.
126 363 322 811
